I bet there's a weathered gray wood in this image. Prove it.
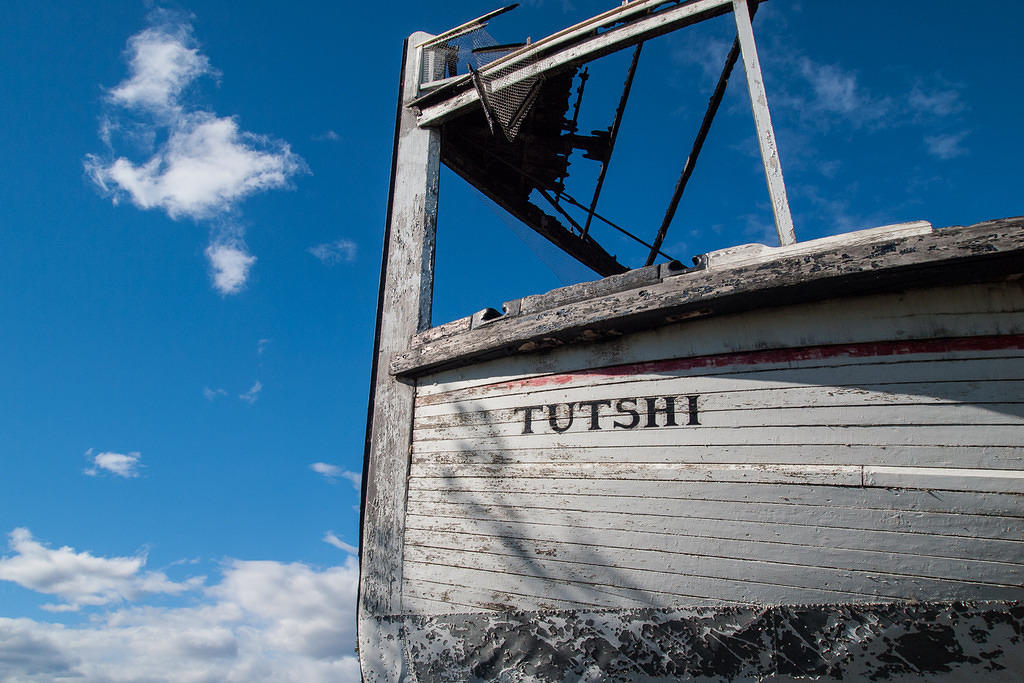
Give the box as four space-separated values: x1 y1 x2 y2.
416 344 1024 401
359 32 440 683
415 392 1024 430
415 377 1024 419
405 547 991 607
413 281 1024 396
393 218 1024 377
413 424 1024 452
406 504 1024 563
405 489 1024 548
414 0 735 127
404 528 1023 597
414 403 1024 437
732 0 795 245
402 580 617 614
412 445 1024 470
705 220 931 268
407 477 1024 518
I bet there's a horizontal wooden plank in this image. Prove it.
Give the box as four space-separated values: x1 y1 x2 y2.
413 406 1024 445
403 554 868 609
404 544 1023 605
411 461 863 486
411 444 1024 470
414 379 1024 423
411 424 1024 452
416 352 1024 407
413 362 1024 421
404 526 1024 590
865 466 1024 494
406 479 1024 519
403 558 705 610
405 503 1024 563
402 578 607 614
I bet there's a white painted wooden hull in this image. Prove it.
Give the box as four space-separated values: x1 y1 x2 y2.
405 281 1024 616
359 219 1024 681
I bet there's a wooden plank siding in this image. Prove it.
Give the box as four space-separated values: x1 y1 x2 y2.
403 305 1024 614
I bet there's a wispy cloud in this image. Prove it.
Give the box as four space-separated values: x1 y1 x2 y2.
203 386 227 401
0 529 199 612
671 35 733 85
924 131 970 160
308 239 357 265
309 463 360 490
257 338 271 355
322 532 357 555
85 13 305 295
239 381 262 404
84 449 143 479
0 529 360 681
908 85 965 119
313 130 340 142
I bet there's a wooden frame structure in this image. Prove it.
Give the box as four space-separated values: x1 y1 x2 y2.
360 2 800 679
357 4 1024 681
413 0 795 271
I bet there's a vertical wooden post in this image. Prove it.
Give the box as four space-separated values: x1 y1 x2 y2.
732 0 796 246
358 31 440 682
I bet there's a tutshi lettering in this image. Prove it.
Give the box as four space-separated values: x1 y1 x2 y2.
516 395 699 434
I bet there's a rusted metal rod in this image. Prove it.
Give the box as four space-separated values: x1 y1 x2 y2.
644 37 741 266
582 43 643 238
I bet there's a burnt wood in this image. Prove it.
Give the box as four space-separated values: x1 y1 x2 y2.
441 70 627 276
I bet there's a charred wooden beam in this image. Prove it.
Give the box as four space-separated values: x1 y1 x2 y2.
440 71 628 276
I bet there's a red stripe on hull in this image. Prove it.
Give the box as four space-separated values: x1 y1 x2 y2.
484 334 1024 392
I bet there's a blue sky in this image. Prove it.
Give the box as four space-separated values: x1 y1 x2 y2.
1 1 1022 679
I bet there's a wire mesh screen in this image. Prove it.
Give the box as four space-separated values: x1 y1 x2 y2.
420 26 497 84
421 26 542 142
475 45 541 142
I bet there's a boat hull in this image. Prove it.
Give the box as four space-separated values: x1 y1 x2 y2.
359 220 1024 680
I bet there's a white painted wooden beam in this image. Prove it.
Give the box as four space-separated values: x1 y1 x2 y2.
416 0 734 127
359 31 440 683
732 0 795 245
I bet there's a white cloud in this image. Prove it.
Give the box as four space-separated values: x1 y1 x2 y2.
924 131 969 160
0 529 198 612
310 462 342 479
207 243 257 295
108 25 212 114
310 463 360 490
308 239 357 265
85 16 305 295
239 381 263 404
257 338 271 355
0 529 360 682
84 449 142 478
322 533 357 555
89 113 301 221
